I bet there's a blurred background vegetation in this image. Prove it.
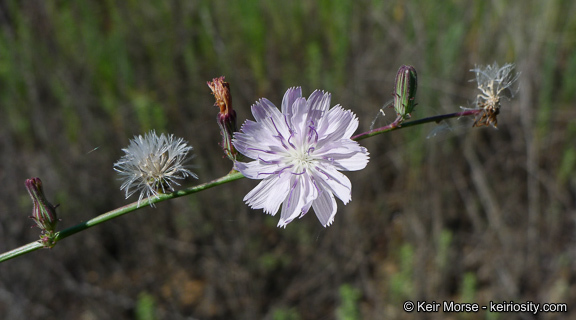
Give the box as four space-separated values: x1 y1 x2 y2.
1 0 575 319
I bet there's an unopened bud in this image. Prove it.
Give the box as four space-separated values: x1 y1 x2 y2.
208 76 238 161
25 177 59 246
393 65 418 121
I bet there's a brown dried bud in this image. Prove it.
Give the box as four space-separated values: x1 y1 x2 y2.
208 76 238 161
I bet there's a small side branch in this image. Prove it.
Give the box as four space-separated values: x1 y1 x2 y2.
352 109 482 141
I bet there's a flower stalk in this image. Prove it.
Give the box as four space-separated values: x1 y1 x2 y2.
352 108 483 141
0 171 244 263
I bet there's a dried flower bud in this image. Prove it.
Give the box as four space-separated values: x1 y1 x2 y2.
393 65 418 121
25 178 59 247
207 76 238 161
470 63 520 128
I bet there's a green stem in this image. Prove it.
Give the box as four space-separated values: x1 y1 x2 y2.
351 109 482 141
0 108 483 263
0 171 244 263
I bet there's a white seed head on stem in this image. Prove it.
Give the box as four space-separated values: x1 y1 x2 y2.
470 63 520 127
114 130 198 206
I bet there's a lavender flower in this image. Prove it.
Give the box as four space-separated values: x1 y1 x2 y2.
114 130 197 206
233 88 369 227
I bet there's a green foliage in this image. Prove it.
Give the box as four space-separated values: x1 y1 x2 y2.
456 272 478 320
558 147 576 184
319 0 352 87
257 252 291 272
537 43 558 139
557 123 576 185
272 307 301 320
336 284 361 320
389 243 414 301
135 292 157 320
130 91 167 133
486 306 501 320
459 272 477 303
306 42 323 89
435 229 453 271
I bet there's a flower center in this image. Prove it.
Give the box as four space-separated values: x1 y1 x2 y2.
286 144 316 173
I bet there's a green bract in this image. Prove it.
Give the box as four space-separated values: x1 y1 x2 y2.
394 65 418 121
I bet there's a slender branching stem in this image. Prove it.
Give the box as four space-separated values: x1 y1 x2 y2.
0 171 244 263
352 109 482 141
0 108 482 263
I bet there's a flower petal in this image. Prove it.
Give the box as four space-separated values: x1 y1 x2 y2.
244 174 291 215
251 98 291 140
234 160 264 179
277 174 317 227
312 189 337 227
233 128 286 162
235 159 292 180
316 106 358 144
251 98 280 122
287 97 309 144
315 140 370 171
312 164 352 204
281 87 302 114
306 90 331 126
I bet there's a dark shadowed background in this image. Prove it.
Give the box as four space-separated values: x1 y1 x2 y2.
1 1 575 319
